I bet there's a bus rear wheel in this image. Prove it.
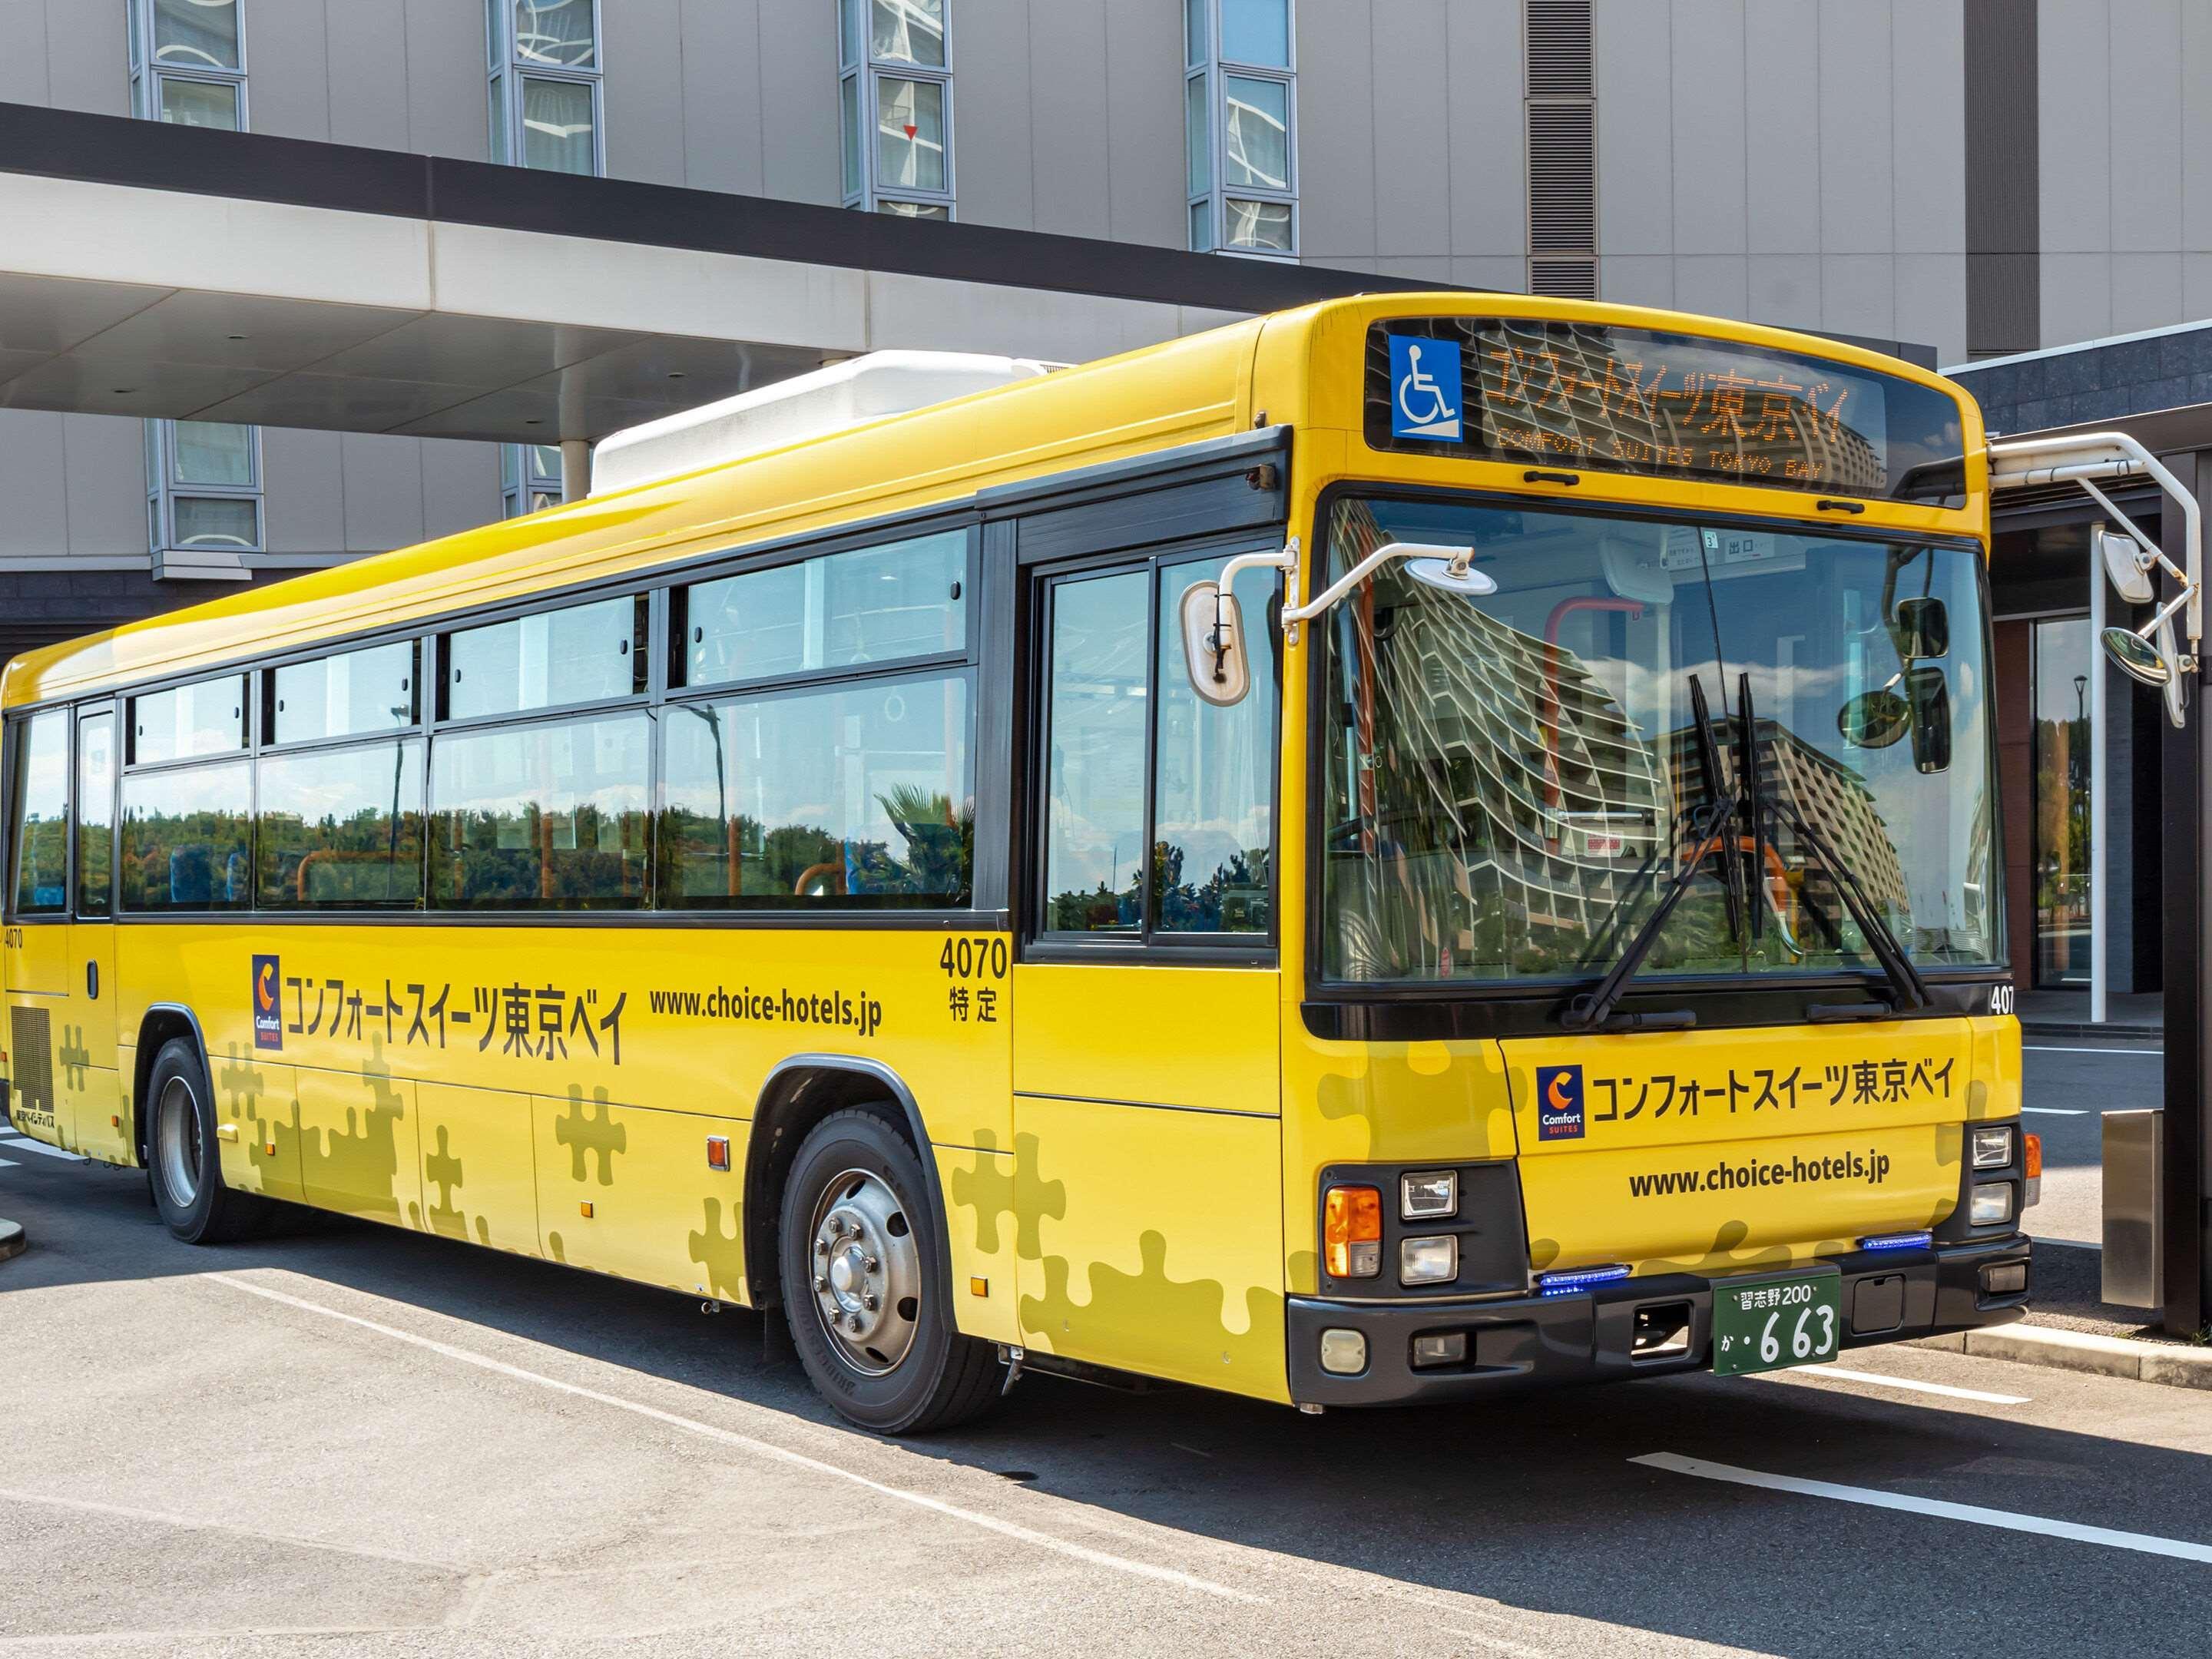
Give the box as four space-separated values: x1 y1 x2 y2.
777 1108 999 1435
146 1038 272 1245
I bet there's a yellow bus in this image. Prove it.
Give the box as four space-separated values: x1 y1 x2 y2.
2 295 2032 1432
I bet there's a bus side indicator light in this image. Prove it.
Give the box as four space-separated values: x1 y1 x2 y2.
969 1277 988 1297
705 1135 730 1171
579 1201 594 1219
1323 1185 1382 1278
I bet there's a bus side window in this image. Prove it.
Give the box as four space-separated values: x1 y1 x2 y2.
75 711 115 917
8 711 71 916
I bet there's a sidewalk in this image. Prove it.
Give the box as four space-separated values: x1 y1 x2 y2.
2018 988 2163 1041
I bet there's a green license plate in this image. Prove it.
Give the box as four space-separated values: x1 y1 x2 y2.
1711 1270 1843 1376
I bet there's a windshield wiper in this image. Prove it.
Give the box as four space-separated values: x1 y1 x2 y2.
1559 673 1738 1033
1737 677 1929 1014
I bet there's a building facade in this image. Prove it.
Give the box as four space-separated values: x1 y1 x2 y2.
3 0 2210 668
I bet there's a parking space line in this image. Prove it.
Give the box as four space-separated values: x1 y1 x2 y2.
2022 1107 2086 1116
0 1485 466 1571
0 1157 15 1168
2022 1045 2161 1057
1773 1366 2028 1405
0 1134 85 1162
210 1273 1263 1604
1632 1453 2212 1562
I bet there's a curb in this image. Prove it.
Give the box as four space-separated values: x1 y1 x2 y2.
2018 1024 2161 1043
1911 1323 2212 1390
0 1218 22 1263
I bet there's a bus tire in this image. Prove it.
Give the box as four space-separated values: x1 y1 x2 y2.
145 1038 270 1246
777 1108 999 1435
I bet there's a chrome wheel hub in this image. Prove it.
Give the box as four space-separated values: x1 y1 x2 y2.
808 1168 922 1376
156 1076 201 1208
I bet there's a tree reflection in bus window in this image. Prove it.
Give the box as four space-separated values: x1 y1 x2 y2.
258 740 426 909
660 670 972 907
75 711 115 917
9 710 69 913
1042 571 1148 932
429 713 651 908
121 760 253 912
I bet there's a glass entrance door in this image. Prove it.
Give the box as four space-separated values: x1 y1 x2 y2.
2032 617 2091 986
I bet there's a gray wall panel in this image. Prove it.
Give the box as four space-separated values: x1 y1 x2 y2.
2187 1 2212 255
1670 0 1746 257
1743 0 1821 254
421 438 502 542
339 433 426 555
1594 0 1674 257
1816 0 1892 253
1295 0 1377 261
64 416 145 558
0 2 50 105
1673 256 1749 322
1747 253 1823 329
2038 0 2109 255
678 0 764 196
245 1 332 141
1894 253 1966 368
1371 0 1452 261
947 0 1033 229
1446 0 1525 260
1891 1 1965 254
405 0 490 161
0 411 71 559
604 0 690 188
1028 2 1109 240
2108 0 2181 255
325 0 412 151
2111 252 2184 334
1103 0 1182 248
260 427 346 558
42 0 126 116
1820 253 1896 339
754 0 843 204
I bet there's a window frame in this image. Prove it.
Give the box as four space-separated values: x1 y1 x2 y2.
839 0 957 220
1185 0 1298 260
145 419 264 578
487 0 605 177
1023 532 1283 966
128 0 250 131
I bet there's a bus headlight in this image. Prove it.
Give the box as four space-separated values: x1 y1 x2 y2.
1971 1126 2015 1169
1400 1171 1457 1219
1970 1184 2015 1226
1400 1234 1458 1285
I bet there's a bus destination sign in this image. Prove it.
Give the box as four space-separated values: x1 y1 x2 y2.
1364 317 1965 503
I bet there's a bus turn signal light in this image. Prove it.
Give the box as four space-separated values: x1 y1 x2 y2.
1323 1185 1382 1278
2023 1133 2042 1179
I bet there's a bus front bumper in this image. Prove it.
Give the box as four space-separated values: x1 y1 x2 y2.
1286 1234 2032 1407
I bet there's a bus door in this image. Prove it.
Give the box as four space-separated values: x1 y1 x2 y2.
68 707 128 1165
1009 546 1289 1399
4 708 75 1148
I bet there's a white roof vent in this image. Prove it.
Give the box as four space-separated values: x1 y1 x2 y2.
588 350 1058 497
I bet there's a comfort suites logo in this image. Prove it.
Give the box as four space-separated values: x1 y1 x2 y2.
252 954 283 1051
1535 1064 1584 1141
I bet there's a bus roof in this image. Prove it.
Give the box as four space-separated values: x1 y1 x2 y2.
2 294 1970 710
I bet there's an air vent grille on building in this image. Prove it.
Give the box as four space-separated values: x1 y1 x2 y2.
1525 0 1597 299
1525 0 1594 97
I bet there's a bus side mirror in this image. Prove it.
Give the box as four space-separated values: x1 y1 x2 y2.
1838 689 1910 749
1906 665 1952 773
1180 580 1250 707
1894 596 1948 658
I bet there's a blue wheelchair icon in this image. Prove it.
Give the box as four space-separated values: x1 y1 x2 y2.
1388 334 1462 440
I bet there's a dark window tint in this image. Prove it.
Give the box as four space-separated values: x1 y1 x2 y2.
1041 571 1148 932
121 759 252 911
131 676 246 763
680 530 965 687
9 711 70 914
76 711 115 917
271 641 417 743
661 671 972 908
258 740 426 909
446 595 643 720
429 713 651 908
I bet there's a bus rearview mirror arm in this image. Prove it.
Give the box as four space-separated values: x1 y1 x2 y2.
1181 540 1493 707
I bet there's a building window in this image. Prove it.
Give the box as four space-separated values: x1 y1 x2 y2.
502 442 566 518
1185 0 1296 257
128 0 247 130
147 422 263 580
839 0 954 220
488 0 602 176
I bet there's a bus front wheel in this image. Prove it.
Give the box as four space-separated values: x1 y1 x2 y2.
146 1038 273 1246
777 1108 999 1434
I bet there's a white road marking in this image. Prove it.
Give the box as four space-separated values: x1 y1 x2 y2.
0 1134 85 1162
0 1485 465 1571
1774 1365 2028 1405
210 1273 1263 1604
0 1157 16 1168
1633 1452 2212 1563
2022 1045 2161 1057
2023 1107 2087 1116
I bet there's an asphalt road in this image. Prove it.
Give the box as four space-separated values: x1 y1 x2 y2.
2019 1037 2164 1246
5 1128 2211 1657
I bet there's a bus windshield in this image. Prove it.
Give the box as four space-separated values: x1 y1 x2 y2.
1316 494 1998 988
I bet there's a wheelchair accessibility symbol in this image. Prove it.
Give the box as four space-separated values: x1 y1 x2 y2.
1388 333 1462 440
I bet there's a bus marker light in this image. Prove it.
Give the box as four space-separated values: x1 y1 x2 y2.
969 1277 988 1296
1538 1263 1631 1296
1401 1171 1456 1219
217 1123 238 1142
1982 1262 2028 1296
1401 1235 1457 1285
1319 1329 1367 1376
579 1201 594 1219
1858 1230 1933 1253
705 1135 730 1171
1323 1185 1382 1278
1412 1332 1467 1368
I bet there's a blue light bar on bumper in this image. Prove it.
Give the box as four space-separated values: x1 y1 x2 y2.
1537 1263 1632 1297
1857 1230 1935 1253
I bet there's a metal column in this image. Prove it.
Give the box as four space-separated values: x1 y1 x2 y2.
2158 446 2210 1337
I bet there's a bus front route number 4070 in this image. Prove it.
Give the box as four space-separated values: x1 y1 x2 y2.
1711 1269 1843 1376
